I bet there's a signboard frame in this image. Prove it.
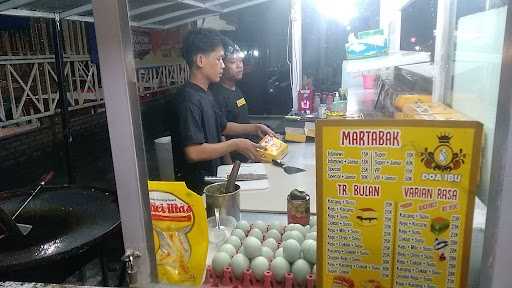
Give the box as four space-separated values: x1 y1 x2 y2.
316 119 482 288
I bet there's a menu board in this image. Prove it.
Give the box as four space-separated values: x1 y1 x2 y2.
316 119 482 288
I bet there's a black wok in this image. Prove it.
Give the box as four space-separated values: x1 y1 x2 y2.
0 185 121 283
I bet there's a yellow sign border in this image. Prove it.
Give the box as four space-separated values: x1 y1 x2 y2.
315 119 482 288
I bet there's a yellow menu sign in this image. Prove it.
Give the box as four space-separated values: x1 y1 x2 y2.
316 119 482 288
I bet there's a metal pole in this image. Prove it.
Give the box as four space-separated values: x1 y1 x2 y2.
432 0 457 104
92 0 156 286
480 5 512 287
290 0 302 112
51 14 74 184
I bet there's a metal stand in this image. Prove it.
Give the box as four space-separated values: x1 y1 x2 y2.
51 15 74 184
92 0 156 285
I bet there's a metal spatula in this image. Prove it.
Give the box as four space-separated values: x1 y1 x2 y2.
225 161 241 194
272 160 306 175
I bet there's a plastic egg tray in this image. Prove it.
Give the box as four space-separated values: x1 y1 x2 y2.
203 265 315 288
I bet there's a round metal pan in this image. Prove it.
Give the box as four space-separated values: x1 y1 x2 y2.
0 185 120 272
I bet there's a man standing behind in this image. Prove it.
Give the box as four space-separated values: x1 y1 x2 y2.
171 29 274 194
210 36 258 162
210 36 249 125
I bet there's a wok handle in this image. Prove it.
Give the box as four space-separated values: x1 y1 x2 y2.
12 171 55 220
40 171 55 185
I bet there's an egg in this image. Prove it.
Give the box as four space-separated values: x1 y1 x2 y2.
219 243 236 258
291 259 311 285
270 257 291 282
226 236 242 250
310 225 317 233
309 216 317 227
302 240 316 264
312 264 316 275
285 223 300 232
301 239 315 251
261 246 274 262
243 236 262 259
248 228 264 242
271 221 286 233
236 220 251 233
239 246 246 255
282 239 301 263
250 256 269 281
266 229 282 242
282 230 304 244
231 229 247 241
306 232 317 241
253 220 268 232
262 238 278 252
212 252 231 276
285 224 307 237
275 247 284 258
230 253 250 279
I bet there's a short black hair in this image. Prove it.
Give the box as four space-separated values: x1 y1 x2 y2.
220 36 241 59
182 28 223 67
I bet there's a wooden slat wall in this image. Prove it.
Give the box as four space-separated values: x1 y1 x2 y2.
0 18 89 57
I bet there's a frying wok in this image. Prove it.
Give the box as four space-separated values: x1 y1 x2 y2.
0 185 121 283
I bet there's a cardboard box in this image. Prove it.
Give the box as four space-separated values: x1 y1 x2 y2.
259 135 288 162
401 102 458 115
394 94 432 111
305 122 316 138
285 127 307 143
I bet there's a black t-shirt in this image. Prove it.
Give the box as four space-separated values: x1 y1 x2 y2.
170 82 227 194
209 83 249 124
210 83 255 162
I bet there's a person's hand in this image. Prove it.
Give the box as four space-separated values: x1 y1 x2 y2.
253 124 277 138
233 139 264 162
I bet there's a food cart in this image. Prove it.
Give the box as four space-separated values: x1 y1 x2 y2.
0 1 512 288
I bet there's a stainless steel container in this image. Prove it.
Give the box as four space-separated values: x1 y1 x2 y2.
204 182 241 221
154 136 175 181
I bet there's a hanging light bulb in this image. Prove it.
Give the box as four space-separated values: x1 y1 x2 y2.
314 0 358 25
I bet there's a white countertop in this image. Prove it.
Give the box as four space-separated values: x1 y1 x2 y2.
239 142 316 214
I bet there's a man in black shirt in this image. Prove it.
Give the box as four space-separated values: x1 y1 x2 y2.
210 36 249 125
210 37 258 162
171 29 275 194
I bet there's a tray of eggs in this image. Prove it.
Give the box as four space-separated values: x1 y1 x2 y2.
205 217 317 287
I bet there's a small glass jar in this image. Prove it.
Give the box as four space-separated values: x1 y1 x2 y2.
287 192 311 225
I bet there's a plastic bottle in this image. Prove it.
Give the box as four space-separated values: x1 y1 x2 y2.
313 93 321 113
332 92 341 112
326 94 334 112
339 89 348 113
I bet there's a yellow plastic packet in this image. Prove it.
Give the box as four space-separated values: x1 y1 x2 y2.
148 181 208 286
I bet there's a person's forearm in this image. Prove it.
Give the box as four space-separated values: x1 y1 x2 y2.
221 136 233 164
184 141 237 163
223 122 255 136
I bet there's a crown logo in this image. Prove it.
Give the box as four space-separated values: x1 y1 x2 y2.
437 133 452 144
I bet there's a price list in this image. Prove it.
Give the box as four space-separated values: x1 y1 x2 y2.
446 215 461 288
404 151 415 182
317 121 482 288
381 201 394 279
394 212 441 287
326 198 370 274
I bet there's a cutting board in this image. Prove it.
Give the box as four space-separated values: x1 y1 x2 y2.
217 163 269 191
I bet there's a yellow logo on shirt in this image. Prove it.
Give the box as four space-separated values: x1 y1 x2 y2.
236 98 247 107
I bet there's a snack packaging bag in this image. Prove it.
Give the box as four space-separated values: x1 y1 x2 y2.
148 181 207 286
